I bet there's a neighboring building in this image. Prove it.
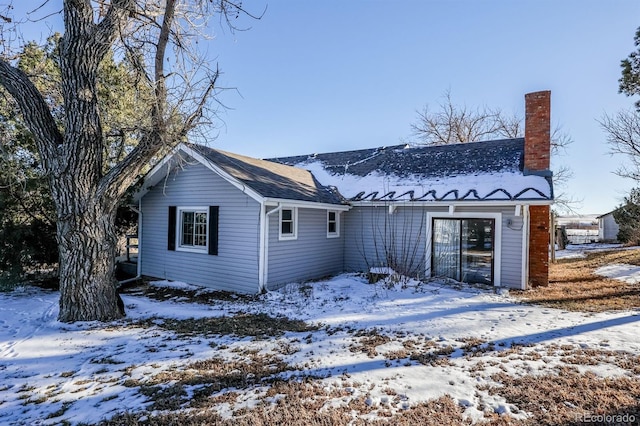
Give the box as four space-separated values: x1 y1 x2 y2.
555 214 599 244
597 211 620 243
133 91 554 292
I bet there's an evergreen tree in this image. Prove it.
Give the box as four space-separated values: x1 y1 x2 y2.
613 188 640 245
619 27 640 109
0 35 151 287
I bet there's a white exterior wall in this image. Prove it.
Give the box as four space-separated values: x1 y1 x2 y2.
599 213 620 243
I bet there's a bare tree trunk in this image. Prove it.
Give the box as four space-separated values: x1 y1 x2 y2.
0 0 232 322
55 190 122 322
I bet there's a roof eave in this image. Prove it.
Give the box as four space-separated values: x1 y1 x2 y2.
264 198 351 211
350 199 553 208
133 143 266 204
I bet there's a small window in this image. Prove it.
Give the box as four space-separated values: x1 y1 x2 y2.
178 207 208 252
327 211 340 238
279 208 297 240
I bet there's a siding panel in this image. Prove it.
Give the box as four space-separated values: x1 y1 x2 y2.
266 208 344 289
343 205 525 288
343 205 433 278
140 163 261 293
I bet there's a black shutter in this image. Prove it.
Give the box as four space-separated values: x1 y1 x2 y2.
208 206 219 255
168 206 176 251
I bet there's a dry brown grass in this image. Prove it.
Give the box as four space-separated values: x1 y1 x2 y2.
132 313 317 339
513 248 640 312
94 254 640 425
349 328 392 358
122 353 298 412
121 280 261 304
482 366 640 425
96 394 473 426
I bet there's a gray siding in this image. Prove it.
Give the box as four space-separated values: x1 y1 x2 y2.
140 162 261 293
343 205 431 278
266 207 344 289
343 204 525 288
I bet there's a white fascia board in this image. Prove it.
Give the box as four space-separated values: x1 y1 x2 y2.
131 144 184 202
521 205 531 290
264 198 350 211
134 143 265 204
179 144 265 204
258 203 267 292
350 200 553 208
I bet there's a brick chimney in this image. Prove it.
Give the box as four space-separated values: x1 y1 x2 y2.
524 90 551 287
524 90 551 173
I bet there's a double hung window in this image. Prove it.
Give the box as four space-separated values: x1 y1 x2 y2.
327 211 339 237
179 209 208 250
279 208 298 240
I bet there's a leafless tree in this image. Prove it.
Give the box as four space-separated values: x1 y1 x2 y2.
409 90 576 212
0 0 260 322
599 108 640 181
410 90 505 145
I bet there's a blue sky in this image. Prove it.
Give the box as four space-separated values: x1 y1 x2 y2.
207 0 640 215
11 1 640 214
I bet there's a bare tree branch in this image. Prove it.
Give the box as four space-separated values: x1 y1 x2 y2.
410 90 576 209
599 109 640 181
0 0 261 321
0 60 62 168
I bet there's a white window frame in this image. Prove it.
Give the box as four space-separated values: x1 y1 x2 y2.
327 210 340 238
279 207 298 240
176 206 209 253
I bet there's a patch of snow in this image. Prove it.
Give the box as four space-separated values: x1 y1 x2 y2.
301 161 551 201
369 267 396 275
148 279 202 291
555 243 627 259
595 263 640 284
0 274 638 424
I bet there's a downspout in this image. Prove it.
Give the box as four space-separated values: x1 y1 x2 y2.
521 205 530 290
259 204 283 293
118 201 142 286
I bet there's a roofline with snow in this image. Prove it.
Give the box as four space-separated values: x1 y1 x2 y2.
350 199 553 209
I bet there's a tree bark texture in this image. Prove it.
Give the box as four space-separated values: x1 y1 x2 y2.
0 0 134 322
0 0 202 322
54 191 122 322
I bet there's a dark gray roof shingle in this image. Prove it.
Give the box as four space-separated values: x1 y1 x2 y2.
271 138 525 178
188 144 345 205
268 138 553 202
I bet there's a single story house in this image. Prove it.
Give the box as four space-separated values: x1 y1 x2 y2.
133 91 554 291
597 210 620 243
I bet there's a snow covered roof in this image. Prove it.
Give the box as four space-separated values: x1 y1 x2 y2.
269 138 553 203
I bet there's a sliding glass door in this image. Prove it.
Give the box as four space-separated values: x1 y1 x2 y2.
432 218 494 285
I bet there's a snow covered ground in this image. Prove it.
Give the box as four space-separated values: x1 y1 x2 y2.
0 244 640 425
0 252 639 424
555 243 626 259
557 242 640 283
